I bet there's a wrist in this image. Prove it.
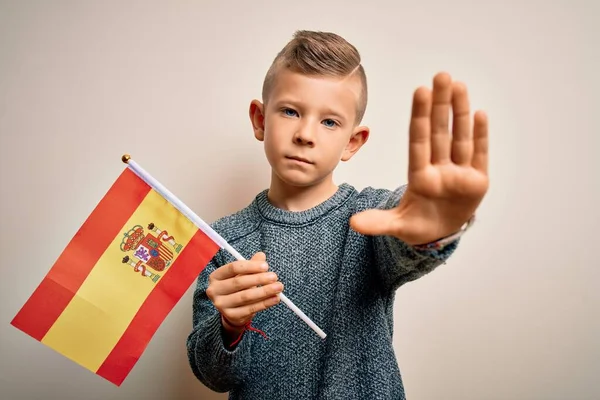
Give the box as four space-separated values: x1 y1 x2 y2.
413 214 476 251
220 315 269 348
221 315 253 349
221 315 247 335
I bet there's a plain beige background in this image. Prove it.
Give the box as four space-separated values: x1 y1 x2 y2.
1 1 598 399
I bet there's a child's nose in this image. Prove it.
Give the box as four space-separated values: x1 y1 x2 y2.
293 123 315 146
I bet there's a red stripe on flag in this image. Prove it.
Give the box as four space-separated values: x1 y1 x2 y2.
11 168 151 341
96 229 220 386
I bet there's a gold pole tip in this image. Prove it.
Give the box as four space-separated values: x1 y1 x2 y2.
122 154 131 163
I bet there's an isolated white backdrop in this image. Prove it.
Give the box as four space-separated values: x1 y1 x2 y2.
1 1 598 399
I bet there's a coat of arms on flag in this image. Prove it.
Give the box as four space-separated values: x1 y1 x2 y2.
120 222 184 283
10 154 326 387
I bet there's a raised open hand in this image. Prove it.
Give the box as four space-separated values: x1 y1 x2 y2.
350 72 489 246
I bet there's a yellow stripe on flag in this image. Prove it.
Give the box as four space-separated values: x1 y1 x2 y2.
41 189 198 372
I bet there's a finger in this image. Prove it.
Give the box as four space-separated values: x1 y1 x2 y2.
450 81 473 165
430 72 453 164
217 271 279 296
408 87 432 172
349 208 397 237
251 251 267 262
218 282 284 309
210 253 268 280
225 295 281 321
350 208 433 245
472 110 489 173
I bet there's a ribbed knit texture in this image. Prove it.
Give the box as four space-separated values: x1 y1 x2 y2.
186 183 458 399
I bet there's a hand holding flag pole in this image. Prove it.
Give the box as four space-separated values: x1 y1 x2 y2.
122 154 327 340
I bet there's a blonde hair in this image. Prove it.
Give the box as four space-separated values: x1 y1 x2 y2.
262 30 368 124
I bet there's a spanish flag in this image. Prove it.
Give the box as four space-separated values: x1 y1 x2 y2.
10 156 221 386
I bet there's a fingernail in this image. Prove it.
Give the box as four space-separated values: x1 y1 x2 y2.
260 263 268 271
274 282 284 292
267 272 277 281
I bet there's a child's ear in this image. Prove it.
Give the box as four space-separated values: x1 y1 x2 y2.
341 126 370 161
249 100 266 141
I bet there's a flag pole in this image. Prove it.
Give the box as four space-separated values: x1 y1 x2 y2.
121 154 327 339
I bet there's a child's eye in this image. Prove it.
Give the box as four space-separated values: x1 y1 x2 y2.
322 119 337 128
283 108 298 117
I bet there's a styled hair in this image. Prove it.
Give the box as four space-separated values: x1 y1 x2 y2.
261 30 368 124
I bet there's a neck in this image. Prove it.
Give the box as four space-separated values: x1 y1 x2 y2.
267 173 338 212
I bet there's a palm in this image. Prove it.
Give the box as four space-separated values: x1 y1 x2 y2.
351 72 489 245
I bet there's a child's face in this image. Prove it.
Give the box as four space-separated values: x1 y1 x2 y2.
251 69 369 189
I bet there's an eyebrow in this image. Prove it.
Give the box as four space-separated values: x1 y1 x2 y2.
274 99 349 123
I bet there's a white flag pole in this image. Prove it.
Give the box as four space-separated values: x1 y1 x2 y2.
122 154 326 340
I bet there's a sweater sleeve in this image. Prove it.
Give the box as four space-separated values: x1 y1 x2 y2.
369 185 460 292
185 252 251 393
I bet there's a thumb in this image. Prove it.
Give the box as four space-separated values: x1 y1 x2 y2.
349 209 400 237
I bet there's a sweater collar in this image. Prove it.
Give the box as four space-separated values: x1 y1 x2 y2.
253 183 355 225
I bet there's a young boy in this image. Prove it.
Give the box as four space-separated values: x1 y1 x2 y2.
186 30 489 399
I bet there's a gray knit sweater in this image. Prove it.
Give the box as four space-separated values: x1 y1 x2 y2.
186 183 458 399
